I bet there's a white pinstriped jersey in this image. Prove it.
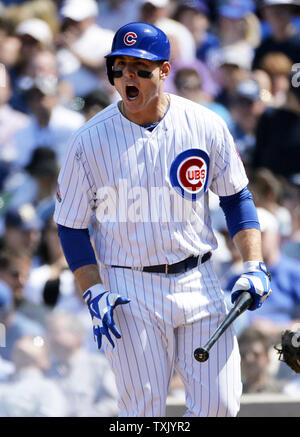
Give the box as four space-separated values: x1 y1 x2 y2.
54 94 248 267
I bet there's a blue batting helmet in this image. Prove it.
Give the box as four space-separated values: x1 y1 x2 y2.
105 22 170 85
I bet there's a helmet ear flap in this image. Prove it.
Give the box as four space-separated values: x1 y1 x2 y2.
106 57 115 85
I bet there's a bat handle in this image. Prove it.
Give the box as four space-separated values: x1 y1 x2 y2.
226 290 254 318
194 291 253 362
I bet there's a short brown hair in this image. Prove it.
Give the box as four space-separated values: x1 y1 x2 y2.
259 52 293 76
174 68 202 91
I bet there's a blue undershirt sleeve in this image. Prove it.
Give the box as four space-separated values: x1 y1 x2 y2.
219 187 260 239
57 224 97 272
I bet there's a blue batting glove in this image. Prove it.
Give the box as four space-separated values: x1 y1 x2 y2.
83 284 130 349
231 261 272 311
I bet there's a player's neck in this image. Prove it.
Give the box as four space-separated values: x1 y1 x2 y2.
119 93 170 126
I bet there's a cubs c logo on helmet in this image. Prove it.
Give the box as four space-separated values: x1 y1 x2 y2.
170 149 209 200
124 32 137 46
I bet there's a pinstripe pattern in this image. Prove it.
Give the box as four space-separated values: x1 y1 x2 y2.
54 93 245 417
54 94 248 267
99 260 242 417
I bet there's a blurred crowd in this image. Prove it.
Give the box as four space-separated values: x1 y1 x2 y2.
0 0 299 416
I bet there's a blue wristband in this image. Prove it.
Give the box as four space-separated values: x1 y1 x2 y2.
219 187 260 239
57 224 97 272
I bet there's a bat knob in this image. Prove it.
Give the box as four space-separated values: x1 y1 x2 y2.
194 347 209 362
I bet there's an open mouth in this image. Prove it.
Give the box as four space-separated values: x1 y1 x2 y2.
126 85 139 101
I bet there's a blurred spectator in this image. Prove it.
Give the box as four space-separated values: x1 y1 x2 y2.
252 68 275 106
228 78 266 165
139 0 172 25
217 0 257 49
206 0 258 85
172 0 220 63
0 14 15 41
16 17 53 50
213 52 252 108
249 167 292 238
24 217 85 316
22 48 75 107
140 0 197 63
46 312 119 417
1 0 59 35
0 335 67 416
0 65 30 187
0 34 22 70
24 146 58 209
253 0 300 70
252 76 300 181
165 55 220 98
173 66 232 126
1 203 42 259
9 45 74 114
13 75 84 168
98 0 144 31
26 48 57 78
0 248 49 326
10 18 55 113
0 277 44 361
55 0 114 97
238 327 284 393
281 204 300 261
258 51 293 106
3 146 59 212
81 88 111 121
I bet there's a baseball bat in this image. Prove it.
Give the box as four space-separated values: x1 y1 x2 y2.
194 291 253 363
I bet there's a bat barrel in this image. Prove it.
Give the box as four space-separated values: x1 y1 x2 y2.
194 291 253 363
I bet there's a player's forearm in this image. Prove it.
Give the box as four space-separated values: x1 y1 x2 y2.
233 228 263 262
57 224 102 293
73 264 103 294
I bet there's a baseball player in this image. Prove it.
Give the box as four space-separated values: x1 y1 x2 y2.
54 22 272 417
